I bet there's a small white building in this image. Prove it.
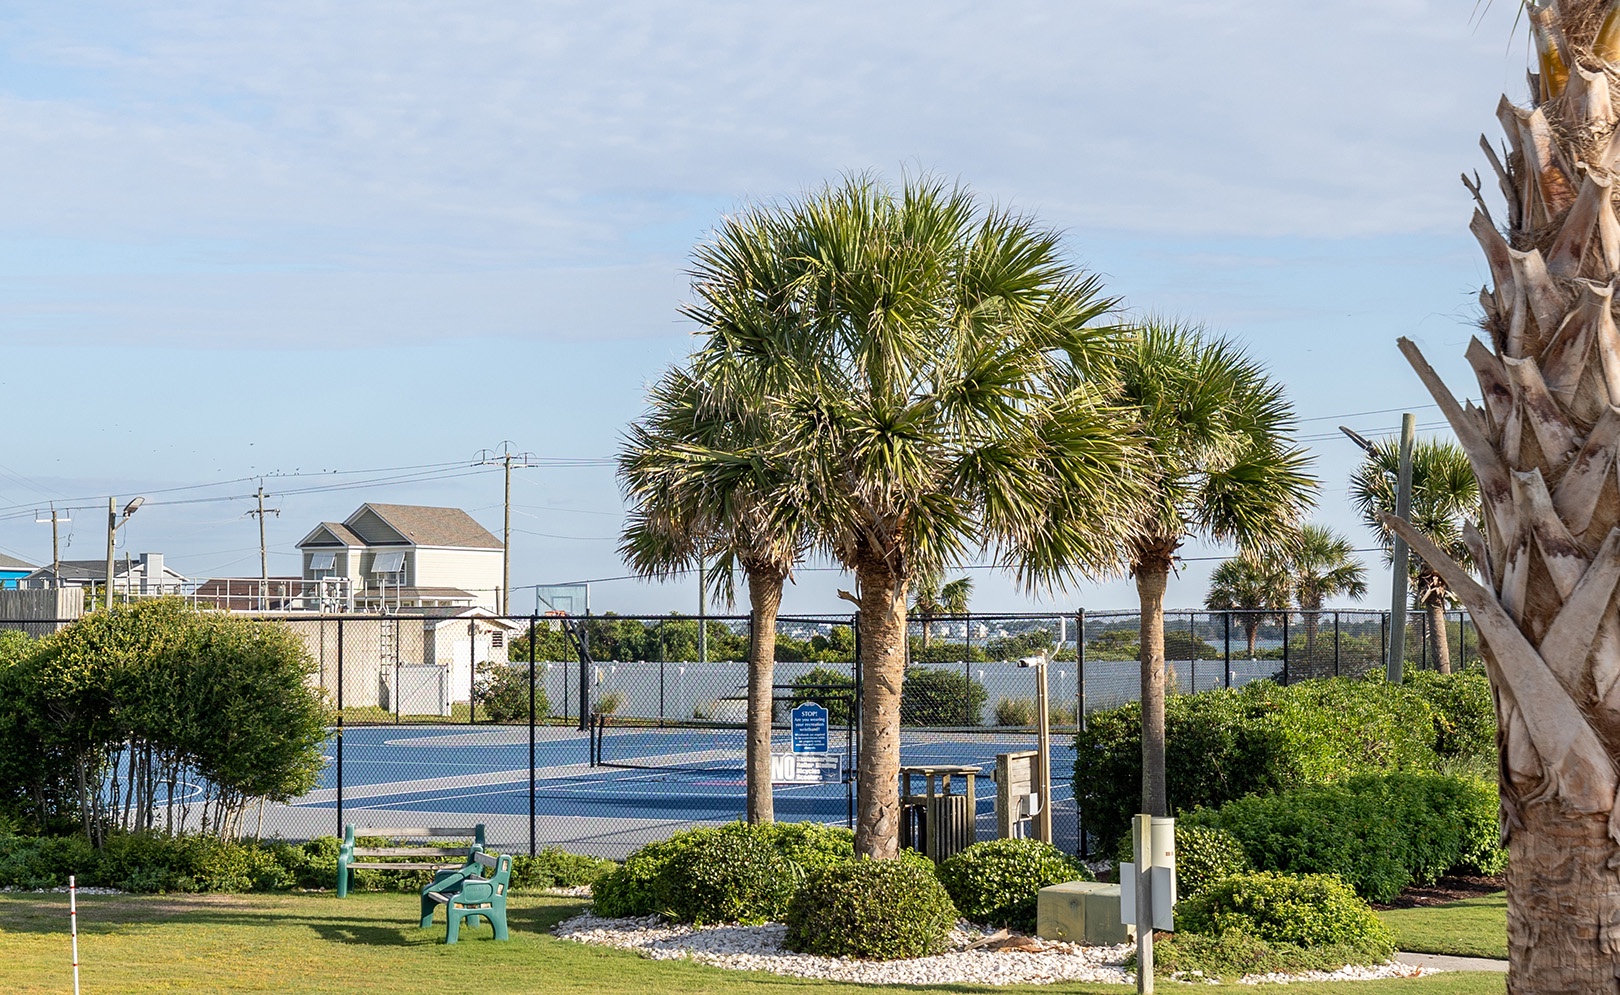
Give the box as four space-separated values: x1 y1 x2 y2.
296 503 504 612
22 553 189 597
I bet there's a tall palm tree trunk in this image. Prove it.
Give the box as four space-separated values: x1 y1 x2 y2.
745 566 783 824
854 551 906 859
1135 544 1173 818
1507 799 1620 989
1424 594 1451 675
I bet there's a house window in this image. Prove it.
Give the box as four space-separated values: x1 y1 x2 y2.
308 551 336 580
371 550 407 588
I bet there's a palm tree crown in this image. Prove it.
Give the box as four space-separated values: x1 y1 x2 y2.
679 173 1148 857
1204 552 1289 656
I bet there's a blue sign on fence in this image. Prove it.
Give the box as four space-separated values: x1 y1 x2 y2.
790 702 829 753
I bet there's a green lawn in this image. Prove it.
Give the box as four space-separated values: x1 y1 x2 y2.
0 891 1505 994
1379 893 1508 960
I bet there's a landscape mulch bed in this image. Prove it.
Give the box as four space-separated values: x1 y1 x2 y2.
1372 874 1505 910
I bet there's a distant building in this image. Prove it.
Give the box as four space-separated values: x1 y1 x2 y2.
0 553 34 590
23 553 189 597
296 503 503 612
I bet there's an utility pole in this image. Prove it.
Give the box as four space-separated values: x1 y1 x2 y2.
1387 413 1416 682
104 496 143 609
35 505 69 589
698 556 708 664
246 484 280 612
476 444 541 614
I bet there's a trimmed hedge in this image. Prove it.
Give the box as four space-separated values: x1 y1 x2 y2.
657 829 796 925
591 821 856 921
1177 872 1395 953
1182 772 1505 903
0 831 610 894
1148 930 1396 981
1117 824 1251 900
1404 670 1496 762
937 838 1089 931
1074 676 1491 848
784 859 959 959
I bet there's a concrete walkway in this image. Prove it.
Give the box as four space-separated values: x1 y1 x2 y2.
1395 951 1508 972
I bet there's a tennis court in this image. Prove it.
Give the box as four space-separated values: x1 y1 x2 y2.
265 723 1078 859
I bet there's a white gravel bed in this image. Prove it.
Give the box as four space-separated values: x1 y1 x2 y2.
1 885 124 895
557 912 1131 986
556 913 1432 987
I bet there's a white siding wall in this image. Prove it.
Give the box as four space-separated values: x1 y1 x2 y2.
412 547 502 610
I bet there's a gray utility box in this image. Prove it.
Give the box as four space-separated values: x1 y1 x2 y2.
1036 881 1133 945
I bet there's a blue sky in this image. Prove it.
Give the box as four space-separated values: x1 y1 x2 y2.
0 1 1531 615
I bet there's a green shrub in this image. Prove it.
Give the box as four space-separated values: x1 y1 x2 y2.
1117 824 1250 900
1075 677 1444 849
785 859 959 959
902 666 987 726
1177 872 1394 953
0 833 99 890
656 829 796 924
473 663 549 722
591 821 856 919
1405 670 1496 762
937 838 1089 931
1183 772 1504 903
993 697 1036 726
509 847 615 890
1148 929 1395 981
788 668 855 727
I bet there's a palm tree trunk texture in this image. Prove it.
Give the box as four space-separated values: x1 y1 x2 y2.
1394 8 1620 985
745 566 783 824
1135 555 1171 818
1424 596 1452 675
854 552 906 859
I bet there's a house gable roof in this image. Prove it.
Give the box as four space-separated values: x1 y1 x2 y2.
297 522 365 548
349 504 502 550
0 553 34 572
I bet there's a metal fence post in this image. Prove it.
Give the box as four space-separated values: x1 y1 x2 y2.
1077 609 1087 732
1381 612 1389 671
469 618 478 724
1223 612 1232 689
1334 612 1341 678
576 618 591 733
1281 613 1290 686
336 617 344 837
528 614 537 858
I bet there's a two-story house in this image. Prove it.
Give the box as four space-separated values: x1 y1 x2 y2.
296 503 504 612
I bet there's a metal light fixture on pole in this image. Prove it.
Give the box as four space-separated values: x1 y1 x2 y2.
103 496 143 609
1339 417 1416 682
1018 653 1053 844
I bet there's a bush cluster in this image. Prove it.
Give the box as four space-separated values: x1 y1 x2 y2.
1183 771 1504 903
900 667 988 726
1404 669 1496 763
1176 872 1395 953
591 821 855 921
937 838 1090 931
784 858 959 959
1074 675 1496 848
472 663 550 722
1116 824 1251 900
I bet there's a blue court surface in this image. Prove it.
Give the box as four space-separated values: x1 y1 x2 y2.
294 725 1077 842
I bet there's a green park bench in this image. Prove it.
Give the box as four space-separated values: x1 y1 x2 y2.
420 851 512 943
335 824 487 898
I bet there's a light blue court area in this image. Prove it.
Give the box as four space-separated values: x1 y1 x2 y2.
270 724 1080 858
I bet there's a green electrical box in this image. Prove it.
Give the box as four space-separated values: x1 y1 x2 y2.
1035 881 1133 945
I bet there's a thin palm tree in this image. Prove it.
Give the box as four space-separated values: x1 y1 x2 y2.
1395 5 1620 985
1284 524 1368 677
618 364 808 824
683 174 1146 858
1348 438 1478 674
910 570 972 649
1106 318 1317 819
1204 552 1289 657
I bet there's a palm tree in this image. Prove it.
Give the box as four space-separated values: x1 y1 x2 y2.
1348 438 1478 675
1396 6 1620 985
1284 524 1368 677
910 570 972 649
1106 318 1317 818
618 364 808 824
683 174 1146 858
1203 552 1288 657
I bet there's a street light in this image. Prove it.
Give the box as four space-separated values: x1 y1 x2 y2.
104 496 144 610
1018 653 1053 844
1341 417 1416 682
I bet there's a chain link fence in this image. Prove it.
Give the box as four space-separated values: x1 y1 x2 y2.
1 605 1479 859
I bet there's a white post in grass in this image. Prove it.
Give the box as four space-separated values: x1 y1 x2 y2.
69 874 81 995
